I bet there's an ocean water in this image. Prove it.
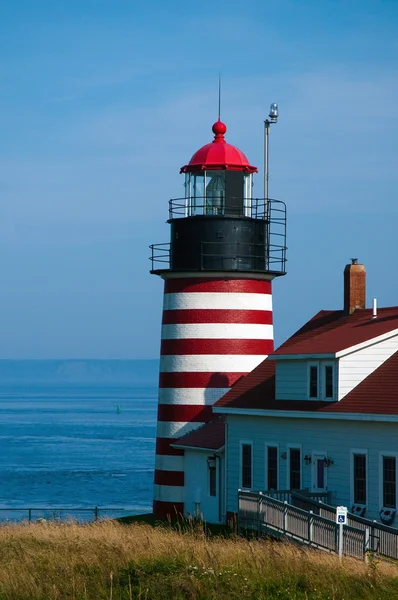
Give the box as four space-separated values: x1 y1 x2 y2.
0 360 159 519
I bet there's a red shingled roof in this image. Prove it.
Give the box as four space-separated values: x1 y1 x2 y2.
213 351 398 415
272 307 398 356
173 416 225 450
214 359 276 409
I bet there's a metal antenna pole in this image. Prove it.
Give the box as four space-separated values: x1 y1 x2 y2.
264 120 270 201
264 103 278 201
218 74 221 120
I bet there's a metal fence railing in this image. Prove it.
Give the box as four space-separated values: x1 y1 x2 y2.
0 507 140 523
266 489 331 505
238 491 367 560
291 492 398 560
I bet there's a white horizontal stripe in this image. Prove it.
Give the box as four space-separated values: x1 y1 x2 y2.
160 354 267 373
163 292 272 312
156 421 204 439
153 484 184 503
161 323 273 340
155 455 184 471
158 388 230 405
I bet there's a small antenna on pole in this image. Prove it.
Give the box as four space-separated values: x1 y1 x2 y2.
218 74 221 120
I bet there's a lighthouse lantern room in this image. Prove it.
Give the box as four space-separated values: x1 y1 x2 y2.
150 118 287 519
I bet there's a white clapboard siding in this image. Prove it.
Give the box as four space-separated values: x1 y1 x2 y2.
338 335 398 400
226 413 398 523
184 450 224 524
275 360 308 400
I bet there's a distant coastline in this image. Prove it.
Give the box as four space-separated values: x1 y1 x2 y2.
0 359 159 386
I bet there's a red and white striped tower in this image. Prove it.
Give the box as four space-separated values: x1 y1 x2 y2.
150 119 286 518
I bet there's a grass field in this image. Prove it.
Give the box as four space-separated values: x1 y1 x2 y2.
0 519 397 599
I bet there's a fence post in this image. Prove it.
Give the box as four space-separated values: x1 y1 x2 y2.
237 490 241 534
372 520 377 553
338 523 344 560
283 500 288 534
28 509 32 523
94 506 99 521
257 493 262 537
308 510 313 545
364 527 370 563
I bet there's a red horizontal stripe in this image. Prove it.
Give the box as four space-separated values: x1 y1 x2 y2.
156 438 185 456
159 372 246 388
160 338 274 356
153 500 184 519
157 404 213 422
162 309 273 325
154 469 184 487
164 278 272 294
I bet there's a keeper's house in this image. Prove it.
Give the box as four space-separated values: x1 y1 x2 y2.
174 260 398 526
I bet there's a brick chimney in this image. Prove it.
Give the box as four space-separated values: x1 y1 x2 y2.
344 258 366 315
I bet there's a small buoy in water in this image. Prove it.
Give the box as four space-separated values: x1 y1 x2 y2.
116 405 121 414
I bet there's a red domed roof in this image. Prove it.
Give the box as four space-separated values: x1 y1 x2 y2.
180 120 258 174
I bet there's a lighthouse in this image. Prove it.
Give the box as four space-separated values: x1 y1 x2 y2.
150 118 287 518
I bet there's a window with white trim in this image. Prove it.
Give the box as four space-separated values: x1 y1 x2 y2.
324 365 334 399
289 448 301 490
307 361 336 400
241 443 252 489
309 364 318 399
353 454 367 504
208 457 217 497
383 456 396 508
267 446 278 490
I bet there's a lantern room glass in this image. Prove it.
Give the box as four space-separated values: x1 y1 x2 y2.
184 171 253 217
205 171 225 215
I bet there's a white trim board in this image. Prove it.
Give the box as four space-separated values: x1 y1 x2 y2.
214 407 398 422
171 444 225 453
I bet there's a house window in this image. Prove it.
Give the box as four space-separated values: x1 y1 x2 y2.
241 443 252 489
353 454 367 504
289 448 301 490
324 365 334 399
309 365 318 398
209 463 217 497
267 446 278 490
316 458 325 490
383 456 396 508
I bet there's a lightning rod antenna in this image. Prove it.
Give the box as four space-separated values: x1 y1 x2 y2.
218 74 221 120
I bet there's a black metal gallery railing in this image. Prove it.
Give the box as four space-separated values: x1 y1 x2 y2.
168 197 283 220
150 240 286 275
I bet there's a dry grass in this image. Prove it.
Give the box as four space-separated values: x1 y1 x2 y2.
0 520 396 599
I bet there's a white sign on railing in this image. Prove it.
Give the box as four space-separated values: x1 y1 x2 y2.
336 506 347 525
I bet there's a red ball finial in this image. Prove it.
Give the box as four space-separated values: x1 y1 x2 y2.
212 119 227 137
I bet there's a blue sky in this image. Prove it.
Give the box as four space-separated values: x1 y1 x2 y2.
0 0 397 358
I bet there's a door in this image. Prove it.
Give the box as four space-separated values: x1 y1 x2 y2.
312 453 327 493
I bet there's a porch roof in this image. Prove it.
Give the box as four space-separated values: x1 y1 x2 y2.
172 416 225 451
